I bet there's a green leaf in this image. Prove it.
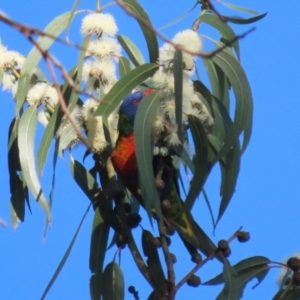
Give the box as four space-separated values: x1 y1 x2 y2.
214 63 230 110
193 80 214 116
273 287 300 300
121 0 159 63
18 107 51 222
118 56 131 78
70 157 100 202
174 49 183 142
117 35 145 67
90 208 110 273
134 91 162 220
183 116 208 212
217 141 240 224
15 12 72 114
102 262 125 300
40 204 91 300
58 122 80 153
94 63 158 118
220 1 259 15
200 14 240 59
10 201 19 230
142 230 167 295
216 260 241 300
172 144 195 174
205 256 271 285
37 67 78 174
67 0 81 33
212 51 253 156
226 12 268 25
203 58 221 99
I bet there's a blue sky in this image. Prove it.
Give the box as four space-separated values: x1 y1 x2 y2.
0 0 299 299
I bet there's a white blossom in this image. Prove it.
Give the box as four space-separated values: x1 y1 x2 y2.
26 82 59 107
81 98 99 121
2 73 16 91
189 94 214 126
0 49 25 70
81 13 118 36
159 29 202 71
86 37 121 60
38 109 50 127
86 115 107 153
82 59 117 93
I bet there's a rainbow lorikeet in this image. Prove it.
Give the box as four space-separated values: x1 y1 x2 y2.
111 89 218 259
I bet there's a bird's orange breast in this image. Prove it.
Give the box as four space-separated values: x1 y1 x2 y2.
111 133 137 177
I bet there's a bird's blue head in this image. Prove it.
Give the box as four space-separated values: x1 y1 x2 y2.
119 89 152 125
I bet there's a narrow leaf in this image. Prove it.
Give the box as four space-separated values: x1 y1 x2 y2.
173 49 183 142
134 91 162 220
102 262 125 300
118 56 131 78
117 35 145 67
15 12 72 114
70 157 99 202
217 141 240 224
37 67 78 173
200 14 240 59
226 13 268 25
220 1 259 15
212 51 253 156
18 107 51 222
183 116 208 212
142 230 167 295
121 0 159 63
40 204 91 300
94 63 158 118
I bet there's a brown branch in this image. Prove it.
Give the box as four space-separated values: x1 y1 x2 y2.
158 220 175 300
175 226 243 292
115 0 255 59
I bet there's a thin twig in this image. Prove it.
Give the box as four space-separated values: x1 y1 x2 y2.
158 220 176 300
115 0 255 59
175 226 243 291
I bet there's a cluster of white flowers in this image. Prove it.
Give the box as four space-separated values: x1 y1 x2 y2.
26 82 59 107
81 12 120 94
151 29 213 152
81 98 119 154
0 43 24 94
277 253 300 288
80 12 121 154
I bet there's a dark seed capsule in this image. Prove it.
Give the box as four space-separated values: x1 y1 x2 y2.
128 286 136 294
126 213 142 228
191 253 202 264
218 240 229 252
123 202 131 214
151 238 162 248
187 275 201 287
170 253 177 264
288 257 300 271
116 233 128 249
237 231 250 243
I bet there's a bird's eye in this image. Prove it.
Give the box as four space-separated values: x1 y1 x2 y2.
132 100 139 105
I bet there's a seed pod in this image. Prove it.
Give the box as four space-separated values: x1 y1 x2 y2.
161 199 171 210
108 181 125 200
151 237 162 248
116 233 128 249
165 224 176 236
191 253 202 264
187 275 201 287
169 253 177 264
288 257 300 271
218 240 229 252
126 213 142 228
237 231 250 243
128 286 136 294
